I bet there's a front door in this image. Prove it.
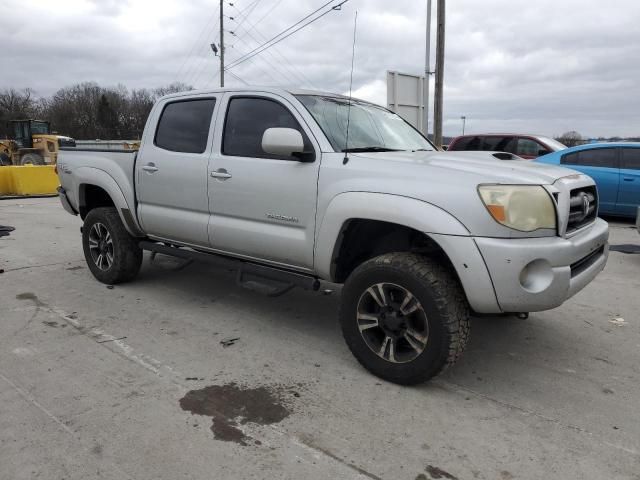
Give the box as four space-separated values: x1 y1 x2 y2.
136 96 218 246
617 147 640 216
207 93 320 271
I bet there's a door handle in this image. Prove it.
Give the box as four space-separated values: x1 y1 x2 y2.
211 169 232 180
142 163 158 173
623 177 634 182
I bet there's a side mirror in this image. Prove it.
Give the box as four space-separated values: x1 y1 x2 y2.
262 128 305 158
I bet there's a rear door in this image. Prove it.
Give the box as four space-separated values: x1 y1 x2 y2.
207 93 320 270
136 96 218 246
616 147 640 216
560 148 620 214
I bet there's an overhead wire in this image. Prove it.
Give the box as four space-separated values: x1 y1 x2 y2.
188 0 263 88
175 8 221 83
229 2 320 88
226 0 349 71
226 0 340 69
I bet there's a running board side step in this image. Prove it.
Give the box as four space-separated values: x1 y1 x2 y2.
138 241 321 297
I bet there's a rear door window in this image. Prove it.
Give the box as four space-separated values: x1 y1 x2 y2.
154 99 216 154
620 148 640 170
561 148 618 168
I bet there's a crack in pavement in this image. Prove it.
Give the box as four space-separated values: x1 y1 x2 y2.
2 260 84 273
436 379 640 457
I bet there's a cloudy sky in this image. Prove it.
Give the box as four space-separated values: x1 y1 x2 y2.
2 0 639 137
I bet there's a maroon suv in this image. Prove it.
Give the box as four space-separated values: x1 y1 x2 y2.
447 134 567 159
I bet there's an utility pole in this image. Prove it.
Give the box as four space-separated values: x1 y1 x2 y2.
461 116 466 135
433 0 445 148
219 0 225 88
423 0 432 138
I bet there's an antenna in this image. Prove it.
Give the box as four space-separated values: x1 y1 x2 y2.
343 10 358 165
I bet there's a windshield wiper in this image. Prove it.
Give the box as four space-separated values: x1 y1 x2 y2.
341 146 404 153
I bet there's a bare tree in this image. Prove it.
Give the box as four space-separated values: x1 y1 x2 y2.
0 88 38 137
35 81 193 140
557 131 583 147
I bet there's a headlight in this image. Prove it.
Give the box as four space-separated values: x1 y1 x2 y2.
478 185 556 232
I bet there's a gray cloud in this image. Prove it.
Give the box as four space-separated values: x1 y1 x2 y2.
2 0 639 137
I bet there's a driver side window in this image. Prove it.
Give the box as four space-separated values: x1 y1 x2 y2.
222 97 311 160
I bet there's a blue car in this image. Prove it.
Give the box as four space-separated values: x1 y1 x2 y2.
536 143 640 217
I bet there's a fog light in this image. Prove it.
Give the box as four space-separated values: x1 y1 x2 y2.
519 259 553 293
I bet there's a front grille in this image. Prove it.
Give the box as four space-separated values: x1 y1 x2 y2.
566 186 597 233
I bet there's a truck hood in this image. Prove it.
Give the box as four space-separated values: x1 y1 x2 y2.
351 150 578 185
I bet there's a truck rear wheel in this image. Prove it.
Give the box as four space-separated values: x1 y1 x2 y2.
339 252 470 385
82 207 142 284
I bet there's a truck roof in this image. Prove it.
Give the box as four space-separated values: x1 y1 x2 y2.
159 87 354 102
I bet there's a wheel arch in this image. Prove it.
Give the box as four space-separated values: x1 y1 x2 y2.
74 167 144 237
315 192 469 282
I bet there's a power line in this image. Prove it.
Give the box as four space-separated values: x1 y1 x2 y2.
181 21 221 85
230 2 320 88
227 70 251 85
175 10 219 82
193 31 281 89
232 0 285 42
233 0 262 31
226 0 349 71
228 29 311 87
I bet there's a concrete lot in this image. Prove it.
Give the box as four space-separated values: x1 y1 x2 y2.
1 197 639 480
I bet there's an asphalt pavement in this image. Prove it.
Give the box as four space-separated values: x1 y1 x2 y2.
1 197 639 480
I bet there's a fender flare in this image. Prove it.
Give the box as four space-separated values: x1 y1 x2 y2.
75 167 144 237
314 192 470 280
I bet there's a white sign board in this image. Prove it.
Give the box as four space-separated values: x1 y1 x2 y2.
386 71 426 133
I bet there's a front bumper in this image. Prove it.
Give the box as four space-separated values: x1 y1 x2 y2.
474 218 609 312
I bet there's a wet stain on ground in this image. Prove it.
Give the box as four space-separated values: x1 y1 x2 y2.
42 321 59 328
425 465 459 480
66 266 84 271
179 383 291 446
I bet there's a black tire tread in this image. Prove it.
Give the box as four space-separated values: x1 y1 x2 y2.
82 207 142 284
340 252 470 384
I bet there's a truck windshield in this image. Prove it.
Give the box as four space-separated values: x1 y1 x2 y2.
295 95 435 153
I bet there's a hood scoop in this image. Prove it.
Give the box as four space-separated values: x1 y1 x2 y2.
492 152 521 161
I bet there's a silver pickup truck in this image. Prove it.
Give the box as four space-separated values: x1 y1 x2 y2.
57 87 609 384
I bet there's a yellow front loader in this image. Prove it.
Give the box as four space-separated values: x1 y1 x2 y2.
0 119 76 166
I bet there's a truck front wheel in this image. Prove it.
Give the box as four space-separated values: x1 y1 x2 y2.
82 207 142 284
339 252 470 385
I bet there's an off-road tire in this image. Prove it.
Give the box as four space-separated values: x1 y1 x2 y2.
20 153 45 165
82 207 142 284
339 252 470 385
